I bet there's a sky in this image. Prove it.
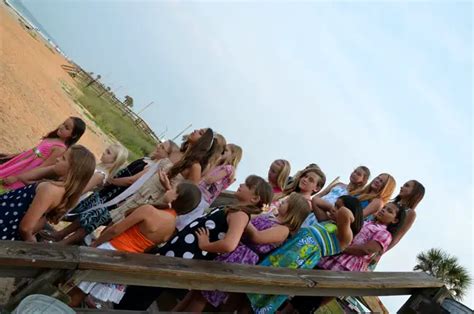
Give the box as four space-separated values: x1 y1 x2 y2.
13 0 473 311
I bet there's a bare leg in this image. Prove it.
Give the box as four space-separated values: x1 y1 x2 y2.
58 228 87 245
68 286 87 307
172 290 199 312
41 220 81 241
182 291 208 312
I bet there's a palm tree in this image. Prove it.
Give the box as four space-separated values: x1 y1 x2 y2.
414 248 471 300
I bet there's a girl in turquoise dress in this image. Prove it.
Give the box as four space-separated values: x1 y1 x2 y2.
247 195 363 314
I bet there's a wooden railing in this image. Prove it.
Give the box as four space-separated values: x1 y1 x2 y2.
0 241 448 313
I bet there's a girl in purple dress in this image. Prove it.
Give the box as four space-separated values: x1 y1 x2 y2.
174 192 311 312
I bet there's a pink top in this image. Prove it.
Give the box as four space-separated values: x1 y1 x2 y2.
199 165 234 205
0 138 66 190
318 221 392 272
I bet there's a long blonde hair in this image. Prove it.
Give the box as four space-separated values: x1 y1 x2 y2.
217 144 242 181
101 143 129 178
352 173 396 203
47 145 96 223
274 159 291 192
278 192 310 234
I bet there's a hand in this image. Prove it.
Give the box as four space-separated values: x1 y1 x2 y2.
3 176 18 185
195 227 210 250
159 170 172 191
90 240 98 248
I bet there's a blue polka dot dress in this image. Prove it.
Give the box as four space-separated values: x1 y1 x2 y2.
0 184 36 241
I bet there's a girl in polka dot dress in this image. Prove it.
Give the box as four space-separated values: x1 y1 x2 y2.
0 145 96 241
67 181 202 307
174 192 311 312
115 175 274 311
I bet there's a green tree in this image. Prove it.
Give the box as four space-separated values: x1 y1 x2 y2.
86 74 101 87
414 248 471 300
123 95 134 108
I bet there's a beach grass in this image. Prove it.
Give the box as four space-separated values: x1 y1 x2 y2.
75 84 156 160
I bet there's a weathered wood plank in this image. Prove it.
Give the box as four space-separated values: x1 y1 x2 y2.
77 246 442 297
0 241 80 269
0 242 444 299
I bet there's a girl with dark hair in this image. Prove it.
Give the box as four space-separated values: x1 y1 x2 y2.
0 117 86 192
247 195 363 314
176 192 310 312
286 202 406 314
115 175 273 311
68 181 202 307
109 128 226 224
0 145 95 241
387 180 425 250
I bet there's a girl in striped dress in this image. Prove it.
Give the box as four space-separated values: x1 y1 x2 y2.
247 195 363 314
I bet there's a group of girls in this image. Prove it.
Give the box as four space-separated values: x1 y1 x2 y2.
0 117 426 313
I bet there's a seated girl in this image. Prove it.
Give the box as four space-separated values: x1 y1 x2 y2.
49 130 221 245
175 192 311 312
350 173 396 219
267 159 291 200
0 145 95 241
268 165 326 215
287 202 407 314
310 166 370 225
386 180 425 250
247 195 363 314
0 117 86 193
187 143 242 230
114 175 273 311
68 181 202 307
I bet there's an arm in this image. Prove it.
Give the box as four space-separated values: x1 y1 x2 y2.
93 205 150 246
196 211 249 253
3 165 56 185
311 197 333 222
245 223 289 245
82 172 106 194
186 163 202 184
107 169 147 186
38 146 66 167
314 180 340 198
387 210 416 251
363 198 383 218
343 240 383 256
19 183 57 242
203 168 232 185
335 207 354 249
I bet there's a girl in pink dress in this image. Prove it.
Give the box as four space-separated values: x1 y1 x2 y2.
0 117 86 192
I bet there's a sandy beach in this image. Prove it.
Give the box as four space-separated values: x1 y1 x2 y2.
0 2 109 157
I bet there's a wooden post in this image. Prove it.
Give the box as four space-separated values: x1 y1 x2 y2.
4 269 68 312
397 286 450 314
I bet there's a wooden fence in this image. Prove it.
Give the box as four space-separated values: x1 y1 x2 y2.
60 64 160 143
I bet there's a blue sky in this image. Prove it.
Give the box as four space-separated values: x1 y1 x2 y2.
16 0 473 310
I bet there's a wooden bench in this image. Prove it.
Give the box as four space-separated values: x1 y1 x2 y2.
0 241 447 312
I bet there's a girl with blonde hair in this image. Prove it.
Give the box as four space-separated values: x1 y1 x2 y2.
351 173 396 219
82 143 129 194
267 159 291 200
310 166 370 225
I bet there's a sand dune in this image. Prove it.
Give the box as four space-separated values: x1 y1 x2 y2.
0 3 108 158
